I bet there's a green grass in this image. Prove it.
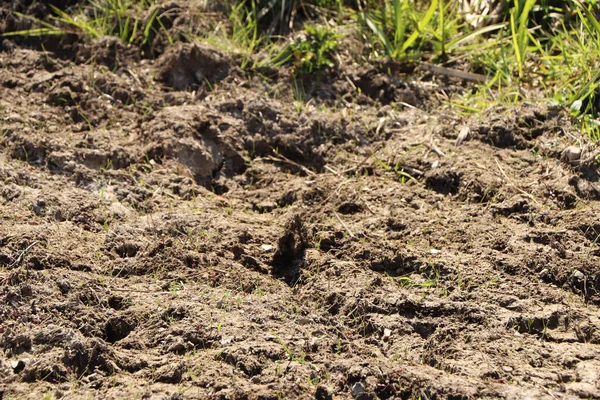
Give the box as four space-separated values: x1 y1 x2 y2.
6 0 600 140
360 0 440 59
282 24 342 75
4 0 162 49
354 0 600 140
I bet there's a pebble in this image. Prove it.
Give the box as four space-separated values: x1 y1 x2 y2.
351 382 365 398
383 328 392 341
561 146 581 164
11 358 28 373
572 270 586 281
63 160 76 172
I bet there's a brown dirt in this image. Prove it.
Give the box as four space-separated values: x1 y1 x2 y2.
1 2 600 399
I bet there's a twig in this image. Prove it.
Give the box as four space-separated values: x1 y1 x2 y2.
359 195 376 215
324 165 340 175
397 101 417 109
108 264 128 286
420 62 488 84
344 74 357 91
263 155 316 176
333 211 355 238
10 241 38 267
427 143 446 157
494 158 540 205
110 288 166 294
319 179 353 207
339 146 383 175
398 166 424 178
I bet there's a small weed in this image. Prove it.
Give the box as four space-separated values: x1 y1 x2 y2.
253 286 265 297
360 0 439 59
291 79 307 111
284 24 341 75
276 335 306 363
104 158 114 171
168 281 183 295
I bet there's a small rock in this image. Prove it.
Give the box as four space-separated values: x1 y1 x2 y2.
502 366 513 373
220 337 232 345
250 376 261 384
260 244 273 251
63 160 76 172
572 270 586 282
383 328 392 341
351 382 365 398
11 358 28 373
561 146 581 164
538 268 549 279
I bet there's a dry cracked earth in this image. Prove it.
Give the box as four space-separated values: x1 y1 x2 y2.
1 1 600 399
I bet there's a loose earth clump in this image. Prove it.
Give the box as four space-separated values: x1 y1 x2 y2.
1 1 600 399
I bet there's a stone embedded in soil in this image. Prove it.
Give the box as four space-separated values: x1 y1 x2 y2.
351 382 365 398
10 358 28 373
571 269 586 282
561 145 581 164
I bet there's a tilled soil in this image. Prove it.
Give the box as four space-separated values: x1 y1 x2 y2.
1 2 600 399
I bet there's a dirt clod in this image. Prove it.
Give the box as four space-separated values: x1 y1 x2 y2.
158 42 231 90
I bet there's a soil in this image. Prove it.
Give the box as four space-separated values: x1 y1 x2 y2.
1 1 600 399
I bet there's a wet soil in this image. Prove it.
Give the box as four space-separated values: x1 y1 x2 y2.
1 1 600 399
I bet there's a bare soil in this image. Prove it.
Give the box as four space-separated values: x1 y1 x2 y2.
1 2 600 399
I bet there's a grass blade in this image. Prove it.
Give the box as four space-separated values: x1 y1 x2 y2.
447 23 506 51
401 0 438 53
363 13 393 56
